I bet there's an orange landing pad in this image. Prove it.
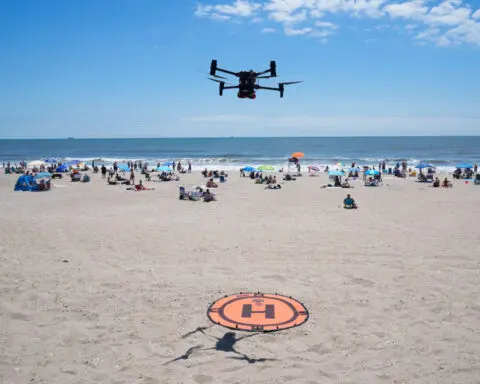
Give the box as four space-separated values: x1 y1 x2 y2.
207 292 309 332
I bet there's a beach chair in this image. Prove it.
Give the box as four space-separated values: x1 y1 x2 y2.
219 175 226 183
344 198 354 209
474 174 480 185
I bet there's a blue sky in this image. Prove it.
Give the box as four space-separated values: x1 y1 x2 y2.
0 0 479 138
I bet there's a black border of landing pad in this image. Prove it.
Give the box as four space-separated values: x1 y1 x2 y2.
206 292 310 333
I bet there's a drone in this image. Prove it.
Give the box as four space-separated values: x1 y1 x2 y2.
208 60 302 99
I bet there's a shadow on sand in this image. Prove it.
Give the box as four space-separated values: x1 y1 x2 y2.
164 326 276 365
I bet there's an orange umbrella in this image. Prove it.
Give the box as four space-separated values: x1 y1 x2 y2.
291 152 305 158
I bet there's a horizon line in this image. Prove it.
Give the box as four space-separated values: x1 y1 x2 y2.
2 134 480 140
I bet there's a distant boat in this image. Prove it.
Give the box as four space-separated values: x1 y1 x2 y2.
67 137 75 140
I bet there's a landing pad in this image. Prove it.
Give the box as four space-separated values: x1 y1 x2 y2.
207 292 309 332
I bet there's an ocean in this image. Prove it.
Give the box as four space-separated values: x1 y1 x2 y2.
1 137 479 171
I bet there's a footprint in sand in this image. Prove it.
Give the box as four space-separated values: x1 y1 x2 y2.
261 274 288 283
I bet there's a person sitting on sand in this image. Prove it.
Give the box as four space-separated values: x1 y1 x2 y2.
341 178 352 188
442 178 452 188
433 177 440 188
204 189 215 202
206 178 218 188
343 194 357 209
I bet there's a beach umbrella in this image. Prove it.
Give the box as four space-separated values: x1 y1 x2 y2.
243 166 256 172
117 163 130 171
44 158 57 163
34 172 52 180
257 165 275 171
308 165 320 172
328 170 344 176
27 160 45 168
291 152 305 158
336 162 345 168
157 166 171 172
415 163 434 169
365 169 380 175
456 163 473 169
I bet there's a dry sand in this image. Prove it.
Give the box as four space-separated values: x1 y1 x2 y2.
1 170 479 384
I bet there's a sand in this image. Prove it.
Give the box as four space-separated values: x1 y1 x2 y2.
1 170 480 384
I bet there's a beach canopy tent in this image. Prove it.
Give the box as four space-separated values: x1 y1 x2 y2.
14 173 51 191
242 166 257 172
365 169 380 176
415 163 435 169
456 163 473 169
328 170 344 176
117 163 130 172
157 166 171 172
56 164 69 172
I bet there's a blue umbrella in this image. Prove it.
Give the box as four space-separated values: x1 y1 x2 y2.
163 161 174 166
157 166 171 172
44 158 57 163
365 169 380 175
34 172 52 179
328 170 344 176
117 164 130 171
456 163 473 169
243 166 256 172
415 163 434 169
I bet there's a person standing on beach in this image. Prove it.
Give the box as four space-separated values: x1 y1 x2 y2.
188 161 192 173
130 169 135 185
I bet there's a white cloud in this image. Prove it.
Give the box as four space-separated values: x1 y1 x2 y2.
284 26 313 35
194 0 480 46
262 27 276 32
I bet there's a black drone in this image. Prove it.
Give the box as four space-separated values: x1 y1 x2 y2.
208 60 302 99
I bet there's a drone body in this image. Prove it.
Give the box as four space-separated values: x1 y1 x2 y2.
208 60 302 99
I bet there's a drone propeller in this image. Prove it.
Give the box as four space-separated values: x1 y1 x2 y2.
211 74 227 79
279 81 302 85
257 75 273 79
207 77 232 85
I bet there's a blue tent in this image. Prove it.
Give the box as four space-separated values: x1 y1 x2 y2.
14 175 34 191
117 164 130 171
56 164 68 172
157 166 171 172
242 166 256 172
365 169 380 175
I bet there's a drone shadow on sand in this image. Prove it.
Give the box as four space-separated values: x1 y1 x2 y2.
163 325 277 365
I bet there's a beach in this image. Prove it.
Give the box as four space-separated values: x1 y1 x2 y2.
1 169 479 383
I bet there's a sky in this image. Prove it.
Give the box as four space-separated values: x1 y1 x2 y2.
0 0 479 138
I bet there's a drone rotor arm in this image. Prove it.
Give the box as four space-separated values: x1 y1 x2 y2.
216 67 239 77
255 85 280 91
